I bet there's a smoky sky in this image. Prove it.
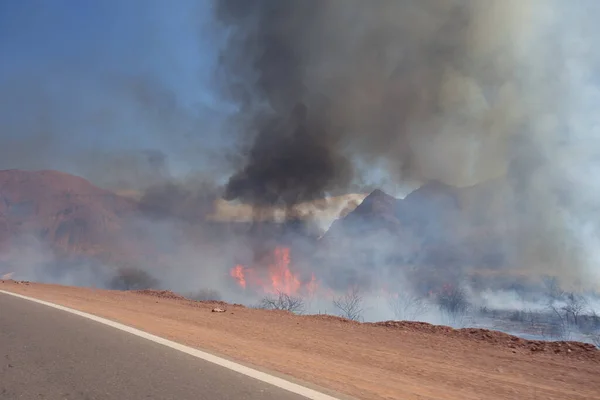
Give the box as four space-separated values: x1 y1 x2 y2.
212 0 600 284
0 0 233 190
0 0 581 200
215 0 564 206
3 0 600 283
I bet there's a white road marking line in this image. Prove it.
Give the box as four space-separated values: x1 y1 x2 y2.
0 289 342 400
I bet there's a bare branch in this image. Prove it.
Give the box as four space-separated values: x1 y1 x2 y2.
542 275 564 303
109 267 159 291
259 291 305 314
387 293 428 321
436 285 470 326
561 292 587 326
333 285 364 321
545 301 571 341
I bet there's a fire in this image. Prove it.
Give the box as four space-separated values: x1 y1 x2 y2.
229 265 246 289
306 273 318 297
229 246 318 296
268 247 301 294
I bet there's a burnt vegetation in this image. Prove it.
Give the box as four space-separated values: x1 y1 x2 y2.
474 277 600 345
108 267 159 291
387 292 429 321
332 285 364 322
436 285 471 326
258 291 306 314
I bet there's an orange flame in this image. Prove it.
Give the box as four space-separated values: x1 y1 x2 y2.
229 265 246 289
229 246 318 296
268 247 301 295
306 273 318 297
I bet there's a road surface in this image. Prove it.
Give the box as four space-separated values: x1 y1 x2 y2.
0 292 317 400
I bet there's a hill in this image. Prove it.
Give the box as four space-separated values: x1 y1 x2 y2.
0 169 142 265
0 169 524 293
317 178 519 292
0 170 349 286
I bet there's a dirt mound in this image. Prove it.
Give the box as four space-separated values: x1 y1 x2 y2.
191 299 235 308
370 320 455 334
131 290 243 309
133 289 186 300
372 320 600 361
303 314 361 325
0 279 30 285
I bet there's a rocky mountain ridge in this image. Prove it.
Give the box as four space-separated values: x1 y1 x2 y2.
0 169 521 292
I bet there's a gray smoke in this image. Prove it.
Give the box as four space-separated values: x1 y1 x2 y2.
3 0 600 301
214 1 600 286
216 0 554 205
138 174 223 221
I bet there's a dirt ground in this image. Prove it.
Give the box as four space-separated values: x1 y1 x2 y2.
2 281 599 400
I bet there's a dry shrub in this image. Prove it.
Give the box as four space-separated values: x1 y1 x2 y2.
109 267 158 291
259 291 305 314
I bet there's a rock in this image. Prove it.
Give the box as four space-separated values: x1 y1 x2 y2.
212 307 226 313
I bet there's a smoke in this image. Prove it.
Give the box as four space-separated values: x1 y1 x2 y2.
213 0 600 286
215 0 554 206
3 1 600 345
138 178 221 221
0 233 114 288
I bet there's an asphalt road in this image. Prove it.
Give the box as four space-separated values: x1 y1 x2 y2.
0 292 313 400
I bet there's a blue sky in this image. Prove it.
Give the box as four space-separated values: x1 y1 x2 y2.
0 0 234 186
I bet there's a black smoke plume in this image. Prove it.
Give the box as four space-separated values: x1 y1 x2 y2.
215 0 548 206
214 1 600 285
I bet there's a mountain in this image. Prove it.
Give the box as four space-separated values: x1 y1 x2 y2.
0 168 522 293
0 169 143 264
0 169 334 276
317 178 519 291
322 182 460 242
322 189 401 242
